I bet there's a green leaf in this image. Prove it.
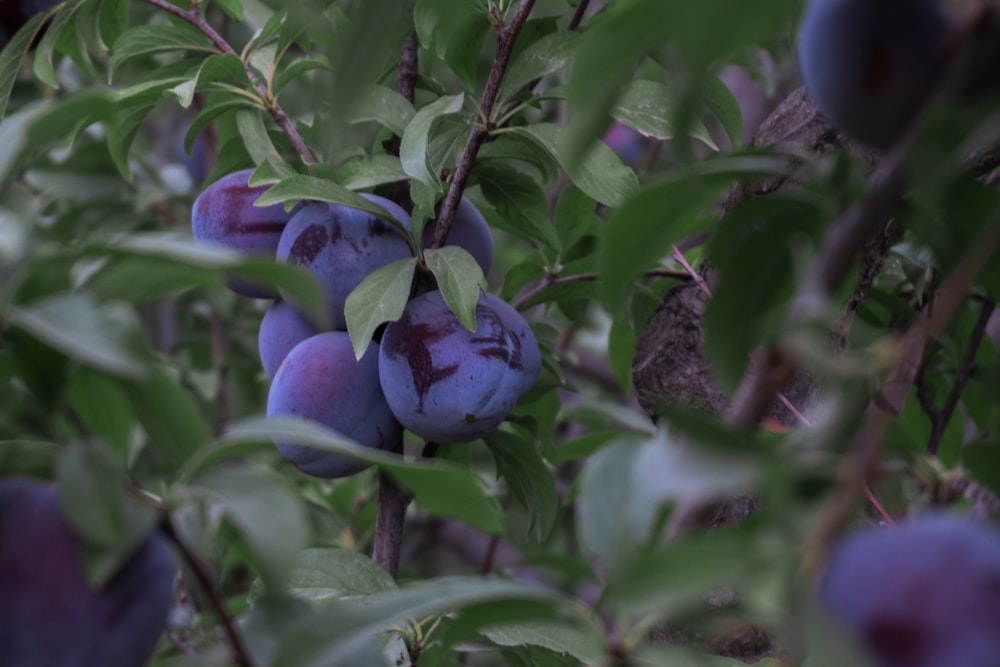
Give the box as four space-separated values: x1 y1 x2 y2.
285 548 398 603
475 162 559 250
167 53 248 109
499 32 578 105
273 577 563 666
223 417 505 534
66 368 135 458
332 154 409 190
33 0 86 89
484 430 558 542
0 13 52 121
124 364 212 466
55 443 157 586
414 0 491 92
514 123 638 207
255 174 408 232
109 23 216 80
400 93 465 187
962 443 1000 497
344 85 416 137
424 246 485 331
345 257 417 360
189 463 310 587
480 617 605 663
598 154 796 310
7 293 147 379
236 109 284 166
612 79 707 144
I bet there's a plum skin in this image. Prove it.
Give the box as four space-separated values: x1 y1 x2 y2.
422 197 494 276
276 194 413 330
378 290 540 443
258 301 319 381
821 515 1000 667
191 168 301 297
266 331 402 478
796 0 949 148
0 477 174 667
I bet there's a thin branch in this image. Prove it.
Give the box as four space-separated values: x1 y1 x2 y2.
372 441 439 578
159 513 257 667
397 32 419 106
431 0 537 250
929 298 995 454
142 0 315 164
512 267 690 310
567 0 594 31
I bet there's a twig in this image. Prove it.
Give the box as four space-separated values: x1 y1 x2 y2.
512 267 690 310
397 32 419 106
928 298 995 454
142 0 315 164
431 0 537 250
863 484 895 526
373 441 439 578
159 513 257 667
567 0 594 31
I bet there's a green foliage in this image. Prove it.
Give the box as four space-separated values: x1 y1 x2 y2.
2 0 1000 665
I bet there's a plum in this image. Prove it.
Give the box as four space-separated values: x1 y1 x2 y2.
266 331 402 478
796 0 949 148
820 514 1000 667
191 168 300 297
603 122 648 166
258 300 319 381
422 197 494 275
0 477 174 667
378 291 540 443
276 195 413 330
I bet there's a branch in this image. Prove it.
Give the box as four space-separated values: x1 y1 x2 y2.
372 441 439 578
142 0 315 164
929 298 995 454
512 267 690 310
159 513 257 667
431 0 537 249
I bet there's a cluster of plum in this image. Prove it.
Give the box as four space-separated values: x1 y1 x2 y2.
192 170 540 478
797 0 998 148
0 477 174 666
820 514 1000 667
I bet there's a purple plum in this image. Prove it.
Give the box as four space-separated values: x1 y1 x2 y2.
258 301 320 381
276 194 413 330
191 168 300 297
0 477 174 667
821 514 1000 667
266 331 402 478
378 291 540 443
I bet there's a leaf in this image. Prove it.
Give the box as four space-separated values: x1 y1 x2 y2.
345 257 417 360
255 174 408 232
124 364 212 466
236 109 284 166
475 162 559 250
481 617 605 663
273 577 563 666
189 463 310 587
485 430 558 542
223 417 504 534
7 293 147 379
344 85 416 136
612 79 707 144
424 246 485 331
33 0 86 89
414 0 491 92
514 123 638 207
499 32 578 105
286 548 398 603
167 54 248 109
0 13 52 121
66 368 135 458
109 23 216 80
333 154 409 190
400 93 465 187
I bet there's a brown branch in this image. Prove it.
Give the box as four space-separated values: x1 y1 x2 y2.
142 0 315 164
567 0 594 31
397 32 419 106
372 441 439 578
431 0 537 250
159 513 257 667
929 298 995 454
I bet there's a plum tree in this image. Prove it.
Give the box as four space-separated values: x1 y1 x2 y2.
191 168 300 297
276 195 412 330
258 300 319 381
796 0 949 148
0 478 174 667
378 290 540 443
820 514 1000 667
421 197 495 275
266 331 402 478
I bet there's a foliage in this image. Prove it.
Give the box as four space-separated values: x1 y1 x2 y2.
1 0 999 666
